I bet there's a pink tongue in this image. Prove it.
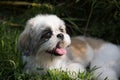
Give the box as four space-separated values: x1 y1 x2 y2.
55 48 66 55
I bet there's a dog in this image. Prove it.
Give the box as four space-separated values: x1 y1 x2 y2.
18 14 120 80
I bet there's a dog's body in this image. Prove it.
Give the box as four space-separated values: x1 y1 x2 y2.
18 14 120 80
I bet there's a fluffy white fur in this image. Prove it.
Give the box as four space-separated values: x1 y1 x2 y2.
18 14 120 80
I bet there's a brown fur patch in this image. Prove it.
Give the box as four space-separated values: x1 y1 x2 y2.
70 38 87 59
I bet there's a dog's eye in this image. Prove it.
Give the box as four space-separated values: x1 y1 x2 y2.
45 32 52 38
41 31 52 39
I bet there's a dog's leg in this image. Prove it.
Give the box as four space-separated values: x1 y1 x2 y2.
92 66 118 80
63 63 86 79
67 63 86 73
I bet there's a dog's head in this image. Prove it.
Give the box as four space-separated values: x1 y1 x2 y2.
18 14 71 56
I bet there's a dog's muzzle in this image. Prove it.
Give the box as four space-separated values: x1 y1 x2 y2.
57 33 64 40
46 42 67 56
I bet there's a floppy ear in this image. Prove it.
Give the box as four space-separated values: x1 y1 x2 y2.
18 18 35 56
18 18 43 56
18 27 32 56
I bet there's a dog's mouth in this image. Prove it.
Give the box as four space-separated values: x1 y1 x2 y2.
46 42 67 56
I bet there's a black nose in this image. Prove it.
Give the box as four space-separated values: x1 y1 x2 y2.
57 33 64 40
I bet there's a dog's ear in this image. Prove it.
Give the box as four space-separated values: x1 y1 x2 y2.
18 17 43 56
18 19 35 56
18 27 32 56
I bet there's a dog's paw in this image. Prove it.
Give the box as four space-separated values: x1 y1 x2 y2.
65 63 86 79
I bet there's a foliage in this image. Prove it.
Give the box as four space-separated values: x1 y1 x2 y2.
0 0 120 43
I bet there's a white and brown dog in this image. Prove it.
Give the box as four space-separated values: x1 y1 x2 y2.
18 14 120 80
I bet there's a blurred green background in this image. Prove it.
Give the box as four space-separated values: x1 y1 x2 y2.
0 0 120 43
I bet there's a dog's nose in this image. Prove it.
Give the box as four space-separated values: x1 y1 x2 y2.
57 33 64 40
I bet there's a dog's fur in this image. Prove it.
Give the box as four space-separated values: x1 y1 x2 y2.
18 14 120 80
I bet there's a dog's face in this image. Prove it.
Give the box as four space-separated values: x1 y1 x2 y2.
18 15 71 56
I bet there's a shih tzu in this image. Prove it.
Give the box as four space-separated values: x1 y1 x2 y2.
18 14 120 80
